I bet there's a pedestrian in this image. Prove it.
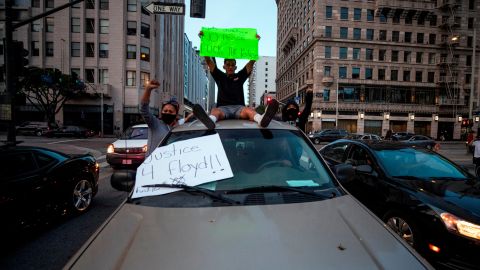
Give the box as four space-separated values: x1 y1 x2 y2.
473 134 480 173
384 129 393 140
140 79 180 156
281 89 313 133
193 32 278 129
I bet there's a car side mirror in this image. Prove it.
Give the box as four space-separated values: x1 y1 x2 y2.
356 164 373 174
334 163 355 183
111 170 136 192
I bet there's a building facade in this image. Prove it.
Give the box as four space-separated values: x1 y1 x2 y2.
248 56 277 107
276 0 480 139
1 0 184 133
183 33 209 112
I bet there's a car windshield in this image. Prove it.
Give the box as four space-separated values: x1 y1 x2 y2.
375 148 469 180
122 127 148 139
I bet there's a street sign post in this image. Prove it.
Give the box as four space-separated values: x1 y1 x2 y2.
144 2 185 15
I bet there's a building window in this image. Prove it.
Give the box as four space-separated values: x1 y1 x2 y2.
427 72 435 83
366 48 373 60
85 42 94 57
367 9 374 21
127 21 136 35
324 66 331 76
428 34 436 44
100 0 109 10
392 31 399 42
405 32 412 43
31 41 40 56
393 15 400 24
430 15 437 26
403 70 411 81
352 67 360 79
417 33 424 44
71 17 80 33
127 45 136 59
391 70 398 81
467 36 473 47
86 0 95 9
140 46 150 62
85 69 95 83
353 28 361 40
339 47 348 59
325 46 331 58
85 18 95 33
428 53 436 64
379 30 386 41
404 51 411 63
126 71 136 86
141 23 150 39
340 27 348 39
71 42 80 57
415 71 423 82
380 13 387 23
405 16 412 25
467 55 472 66
45 42 54 56
46 17 54 32
140 72 150 87
378 69 385 80
469 0 474 9
416 52 423 63
379 49 386 61
127 0 137 12
354 8 361 21
99 43 108 58
71 68 80 77
340 7 348 20
99 69 109 84
326 6 332 19
353 48 360 60
46 0 54 8
325 26 332 38
466 74 472 84
32 0 40 7
468 18 474 29
365 68 373 80
31 21 41 32
366 29 374 40
392 50 399 62
339 67 347 79
99 19 109 34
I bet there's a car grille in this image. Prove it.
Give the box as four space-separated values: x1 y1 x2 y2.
114 147 144 154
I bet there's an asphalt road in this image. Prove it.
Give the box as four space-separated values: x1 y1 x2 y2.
0 136 474 270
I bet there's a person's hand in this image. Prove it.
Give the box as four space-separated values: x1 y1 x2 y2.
198 31 204 38
256 34 261 40
146 79 160 90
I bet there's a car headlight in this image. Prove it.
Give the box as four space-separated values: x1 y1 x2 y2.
142 145 148 153
107 144 114 153
437 211 480 241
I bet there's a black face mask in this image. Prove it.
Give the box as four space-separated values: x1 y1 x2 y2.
286 108 299 120
161 113 176 125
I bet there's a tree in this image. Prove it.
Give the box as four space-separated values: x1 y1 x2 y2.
255 104 266 114
18 68 86 125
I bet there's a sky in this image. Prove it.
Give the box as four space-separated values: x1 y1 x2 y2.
184 0 278 69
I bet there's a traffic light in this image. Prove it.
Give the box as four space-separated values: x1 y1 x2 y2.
11 41 29 77
266 96 272 104
190 0 206 18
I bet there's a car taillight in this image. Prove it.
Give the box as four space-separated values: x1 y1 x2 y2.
107 144 114 153
142 145 148 153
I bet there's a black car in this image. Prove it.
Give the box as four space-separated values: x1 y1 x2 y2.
391 132 415 141
0 145 99 233
16 121 56 137
402 135 438 150
320 140 480 269
308 129 348 144
45 125 95 138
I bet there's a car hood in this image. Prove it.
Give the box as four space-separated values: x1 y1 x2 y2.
66 195 429 270
112 139 148 149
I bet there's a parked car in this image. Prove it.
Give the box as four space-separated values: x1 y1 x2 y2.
0 145 99 233
15 121 56 136
106 124 148 168
402 135 439 150
346 133 382 141
308 129 348 144
320 139 480 269
65 120 431 270
45 125 95 138
391 132 415 141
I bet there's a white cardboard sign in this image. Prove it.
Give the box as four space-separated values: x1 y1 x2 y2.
132 133 233 198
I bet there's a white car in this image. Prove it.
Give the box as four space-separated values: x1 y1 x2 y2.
106 124 148 168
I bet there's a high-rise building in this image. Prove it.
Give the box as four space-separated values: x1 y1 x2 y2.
0 0 184 133
276 0 480 139
248 56 276 107
183 34 209 111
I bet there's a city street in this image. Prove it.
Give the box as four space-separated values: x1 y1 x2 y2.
0 135 475 270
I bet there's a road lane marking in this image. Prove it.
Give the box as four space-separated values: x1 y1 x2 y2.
47 139 85 144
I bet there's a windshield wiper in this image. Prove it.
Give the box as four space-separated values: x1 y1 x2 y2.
428 176 469 181
141 184 240 205
225 185 337 199
392 175 425 180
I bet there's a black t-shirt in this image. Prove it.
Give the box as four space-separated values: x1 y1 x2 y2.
211 66 249 107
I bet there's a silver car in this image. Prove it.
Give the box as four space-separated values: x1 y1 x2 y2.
65 120 431 270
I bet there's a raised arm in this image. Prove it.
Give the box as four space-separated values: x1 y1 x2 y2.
245 60 256 75
204 56 216 73
140 80 161 128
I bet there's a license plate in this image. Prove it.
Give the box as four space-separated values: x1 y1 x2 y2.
122 159 132 165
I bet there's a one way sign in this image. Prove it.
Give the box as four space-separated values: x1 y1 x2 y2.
144 2 185 15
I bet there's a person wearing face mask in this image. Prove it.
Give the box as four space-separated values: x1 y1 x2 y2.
281 88 313 134
140 79 180 156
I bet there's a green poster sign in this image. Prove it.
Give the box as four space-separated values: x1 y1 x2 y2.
200 27 259 60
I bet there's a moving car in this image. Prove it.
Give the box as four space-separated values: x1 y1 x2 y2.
401 135 438 150
106 124 148 168
308 129 348 144
65 120 431 270
320 139 480 269
45 125 95 138
346 133 382 141
15 121 56 136
0 145 99 232
392 132 415 141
